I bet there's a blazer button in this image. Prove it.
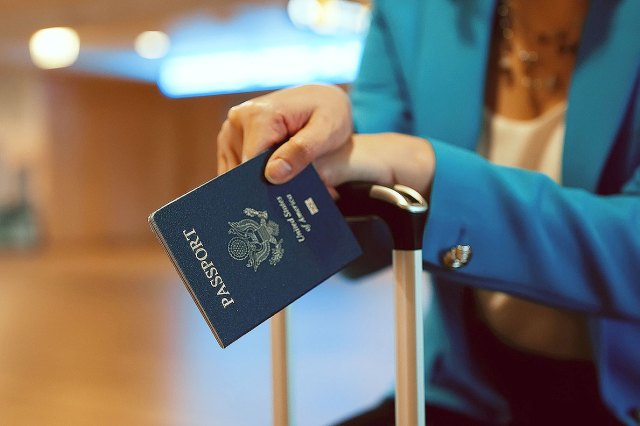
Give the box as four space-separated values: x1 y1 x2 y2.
441 245 472 269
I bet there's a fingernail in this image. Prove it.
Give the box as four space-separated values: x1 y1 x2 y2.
266 158 292 183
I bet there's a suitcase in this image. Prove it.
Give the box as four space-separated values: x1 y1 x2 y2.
270 183 428 426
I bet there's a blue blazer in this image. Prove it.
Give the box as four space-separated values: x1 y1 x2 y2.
350 0 640 424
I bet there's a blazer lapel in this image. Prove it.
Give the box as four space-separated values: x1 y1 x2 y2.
563 0 640 191
415 0 496 150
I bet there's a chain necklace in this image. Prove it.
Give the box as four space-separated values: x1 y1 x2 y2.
496 0 586 94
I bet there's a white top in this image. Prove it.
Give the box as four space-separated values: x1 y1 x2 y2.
477 102 567 182
474 102 593 360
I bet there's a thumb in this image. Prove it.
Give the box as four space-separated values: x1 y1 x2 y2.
265 113 350 184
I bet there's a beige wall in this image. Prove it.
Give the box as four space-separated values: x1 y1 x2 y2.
9 70 259 246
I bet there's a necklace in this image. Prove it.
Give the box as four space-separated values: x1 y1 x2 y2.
496 0 586 93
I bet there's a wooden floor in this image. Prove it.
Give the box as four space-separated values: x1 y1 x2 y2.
0 244 401 425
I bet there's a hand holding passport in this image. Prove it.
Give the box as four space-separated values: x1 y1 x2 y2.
149 148 361 348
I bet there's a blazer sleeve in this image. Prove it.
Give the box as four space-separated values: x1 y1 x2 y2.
352 1 640 321
424 139 640 321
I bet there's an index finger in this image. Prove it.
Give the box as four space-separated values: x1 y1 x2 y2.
216 118 243 175
265 110 352 184
227 100 290 162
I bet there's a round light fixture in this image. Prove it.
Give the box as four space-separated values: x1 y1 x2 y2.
29 27 80 69
134 31 171 59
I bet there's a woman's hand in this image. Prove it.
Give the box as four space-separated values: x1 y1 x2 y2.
315 133 436 199
216 84 435 198
216 84 353 183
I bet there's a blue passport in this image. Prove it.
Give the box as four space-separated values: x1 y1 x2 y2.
149 149 362 348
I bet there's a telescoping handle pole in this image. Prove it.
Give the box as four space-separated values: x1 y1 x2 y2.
337 182 428 426
271 308 289 426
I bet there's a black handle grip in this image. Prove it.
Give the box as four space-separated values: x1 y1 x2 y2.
336 182 428 251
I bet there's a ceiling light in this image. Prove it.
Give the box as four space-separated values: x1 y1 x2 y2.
288 0 370 35
29 27 80 70
134 31 171 59
158 41 363 97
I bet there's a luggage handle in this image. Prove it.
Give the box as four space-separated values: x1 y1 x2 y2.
272 182 428 426
336 182 427 250
337 182 428 426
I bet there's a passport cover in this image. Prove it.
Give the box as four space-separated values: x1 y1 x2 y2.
149 149 362 348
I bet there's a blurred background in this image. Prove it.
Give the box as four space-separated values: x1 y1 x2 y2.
0 1 405 425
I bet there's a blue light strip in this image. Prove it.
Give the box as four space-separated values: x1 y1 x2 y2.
157 40 363 98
